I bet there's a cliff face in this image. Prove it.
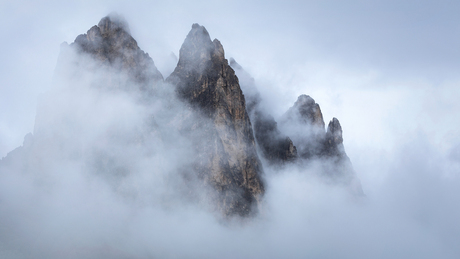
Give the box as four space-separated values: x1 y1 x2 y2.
228 58 361 191
230 59 297 164
59 13 163 94
166 24 264 216
229 58 360 192
278 95 362 193
24 16 170 195
278 95 347 161
34 14 165 156
323 118 344 157
279 95 326 159
1 15 363 222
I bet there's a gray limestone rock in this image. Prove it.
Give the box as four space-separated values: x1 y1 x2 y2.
230 58 297 165
166 24 265 217
68 13 163 93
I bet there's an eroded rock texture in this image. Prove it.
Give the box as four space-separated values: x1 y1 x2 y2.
61 13 163 93
279 95 363 194
230 59 361 193
279 95 326 159
1 16 364 223
166 24 264 216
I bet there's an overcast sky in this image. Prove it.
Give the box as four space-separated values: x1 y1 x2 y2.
1 0 460 258
1 0 460 157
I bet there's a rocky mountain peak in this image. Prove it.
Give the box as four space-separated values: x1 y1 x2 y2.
296 94 315 105
2 16 363 223
166 24 264 217
321 117 345 158
65 14 163 91
175 23 225 74
290 94 325 129
326 117 343 145
74 14 135 54
212 39 225 61
97 13 131 35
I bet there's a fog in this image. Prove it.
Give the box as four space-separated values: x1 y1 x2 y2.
1 0 460 258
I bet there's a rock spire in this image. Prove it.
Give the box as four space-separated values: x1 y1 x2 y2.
166 24 265 216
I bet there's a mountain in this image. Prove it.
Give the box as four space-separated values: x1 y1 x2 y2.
279 95 363 193
279 95 327 160
231 60 362 193
166 24 264 216
230 59 297 164
71 14 163 91
0 14 362 219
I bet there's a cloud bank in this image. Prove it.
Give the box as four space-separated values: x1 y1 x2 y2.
1 1 460 258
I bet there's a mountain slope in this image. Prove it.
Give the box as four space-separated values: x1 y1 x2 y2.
1 16 362 221
166 24 264 216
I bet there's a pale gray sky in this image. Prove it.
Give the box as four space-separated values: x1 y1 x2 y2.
1 0 459 157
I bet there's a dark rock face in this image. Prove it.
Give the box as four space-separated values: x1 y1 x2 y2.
166 24 264 216
252 111 297 163
279 95 363 193
34 14 164 158
69 13 163 92
323 118 344 157
279 95 326 159
230 59 297 164
279 96 346 161
230 59 360 193
283 95 325 130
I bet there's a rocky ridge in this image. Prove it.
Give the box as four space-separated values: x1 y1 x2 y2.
1 15 363 219
61 13 163 94
231 60 362 192
166 24 264 216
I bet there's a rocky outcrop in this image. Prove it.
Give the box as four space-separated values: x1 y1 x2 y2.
278 95 362 193
1 15 364 224
279 95 347 161
282 95 325 130
62 13 163 93
166 24 264 216
34 14 164 155
322 117 344 157
229 60 359 192
279 95 326 159
252 111 297 163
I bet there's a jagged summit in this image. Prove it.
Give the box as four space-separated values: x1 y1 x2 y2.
166 24 264 217
285 95 325 129
230 58 361 193
66 14 163 90
1 16 363 224
98 13 131 35
278 95 326 159
173 23 225 76
327 118 343 145
323 118 345 157
168 24 233 114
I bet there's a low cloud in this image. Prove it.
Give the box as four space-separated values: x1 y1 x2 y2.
1 3 460 258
